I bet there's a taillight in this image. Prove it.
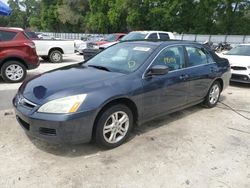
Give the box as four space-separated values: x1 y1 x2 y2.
24 42 36 49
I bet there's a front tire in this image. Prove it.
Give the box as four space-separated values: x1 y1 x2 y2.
1 61 26 83
204 81 221 108
94 104 133 149
49 50 63 63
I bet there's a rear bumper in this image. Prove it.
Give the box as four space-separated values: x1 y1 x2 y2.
26 56 40 70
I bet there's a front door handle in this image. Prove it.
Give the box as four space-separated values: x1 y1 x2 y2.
179 74 189 80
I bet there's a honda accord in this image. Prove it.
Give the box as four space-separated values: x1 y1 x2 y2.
13 41 231 148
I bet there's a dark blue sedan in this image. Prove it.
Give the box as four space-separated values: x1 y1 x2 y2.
13 41 231 148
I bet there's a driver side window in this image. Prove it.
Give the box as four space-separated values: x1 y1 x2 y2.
152 46 185 71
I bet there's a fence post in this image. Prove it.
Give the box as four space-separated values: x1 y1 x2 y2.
243 35 246 43
224 35 228 43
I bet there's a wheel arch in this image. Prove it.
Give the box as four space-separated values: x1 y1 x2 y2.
0 57 28 71
214 78 224 91
48 47 64 55
92 97 139 138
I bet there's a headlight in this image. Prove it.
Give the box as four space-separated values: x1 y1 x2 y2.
38 94 87 114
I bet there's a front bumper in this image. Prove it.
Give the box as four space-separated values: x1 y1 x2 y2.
230 69 250 83
13 96 96 144
231 74 250 83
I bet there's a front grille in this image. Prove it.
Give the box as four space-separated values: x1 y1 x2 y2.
231 74 249 81
16 95 37 109
17 116 30 131
39 127 56 136
231 66 247 70
87 42 94 48
22 99 36 109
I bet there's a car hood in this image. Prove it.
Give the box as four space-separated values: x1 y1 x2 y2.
95 41 108 45
19 64 125 104
219 54 250 67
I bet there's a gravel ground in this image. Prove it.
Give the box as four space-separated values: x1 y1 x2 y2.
0 54 250 188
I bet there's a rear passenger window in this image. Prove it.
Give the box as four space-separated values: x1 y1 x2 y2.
0 31 17 41
147 33 158 39
152 46 185 71
159 33 170 40
185 46 209 67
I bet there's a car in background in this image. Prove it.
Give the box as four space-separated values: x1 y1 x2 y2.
13 40 230 148
24 29 40 40
37 33 55 40
218 44 250 83
75 35 105 54
33 39 75 63
79 33 125 56
0 27 39 83
83 31 175 60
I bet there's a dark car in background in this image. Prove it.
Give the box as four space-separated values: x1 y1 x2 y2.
0 27 40 82
13 41 231 148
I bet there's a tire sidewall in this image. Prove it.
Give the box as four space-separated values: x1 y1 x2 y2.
49 50 62 63
1 61 27 83
205 81 221 108
95 104 133 149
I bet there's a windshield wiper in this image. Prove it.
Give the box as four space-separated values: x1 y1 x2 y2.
88 65 111 72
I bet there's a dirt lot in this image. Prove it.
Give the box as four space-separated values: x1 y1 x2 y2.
0 55 250 188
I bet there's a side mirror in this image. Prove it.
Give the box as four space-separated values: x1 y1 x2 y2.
146 65 169 76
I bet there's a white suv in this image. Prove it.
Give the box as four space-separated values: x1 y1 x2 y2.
99 31 175 49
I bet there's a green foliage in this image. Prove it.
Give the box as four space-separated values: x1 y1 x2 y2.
0 0 250 34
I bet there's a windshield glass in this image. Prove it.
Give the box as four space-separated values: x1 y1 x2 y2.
104 34 116 42
121 32 147 41
86 43 155 74
226 45 250 56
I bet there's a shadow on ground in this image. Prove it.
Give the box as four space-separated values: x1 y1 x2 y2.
28 104 205 157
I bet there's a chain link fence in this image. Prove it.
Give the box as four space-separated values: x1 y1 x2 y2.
42 32 250 44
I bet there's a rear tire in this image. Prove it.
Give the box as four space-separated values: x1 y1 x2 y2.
1 61 26 83
49 50 63 63
94 104 133 149
204 81 221 108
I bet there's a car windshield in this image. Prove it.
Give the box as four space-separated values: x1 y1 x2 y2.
86 43 155 74
104 34 117 42
226 45 250 56
121 32 147 41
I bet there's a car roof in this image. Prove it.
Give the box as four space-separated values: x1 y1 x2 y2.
238 43 250 46
130 31 173 34
0 27 24 32
120 40 200 47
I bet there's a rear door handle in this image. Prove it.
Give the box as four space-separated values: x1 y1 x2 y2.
179 74 189 80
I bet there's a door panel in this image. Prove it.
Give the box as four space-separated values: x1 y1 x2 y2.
141 46 189 120
142 70 189 119
184 46 218 103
